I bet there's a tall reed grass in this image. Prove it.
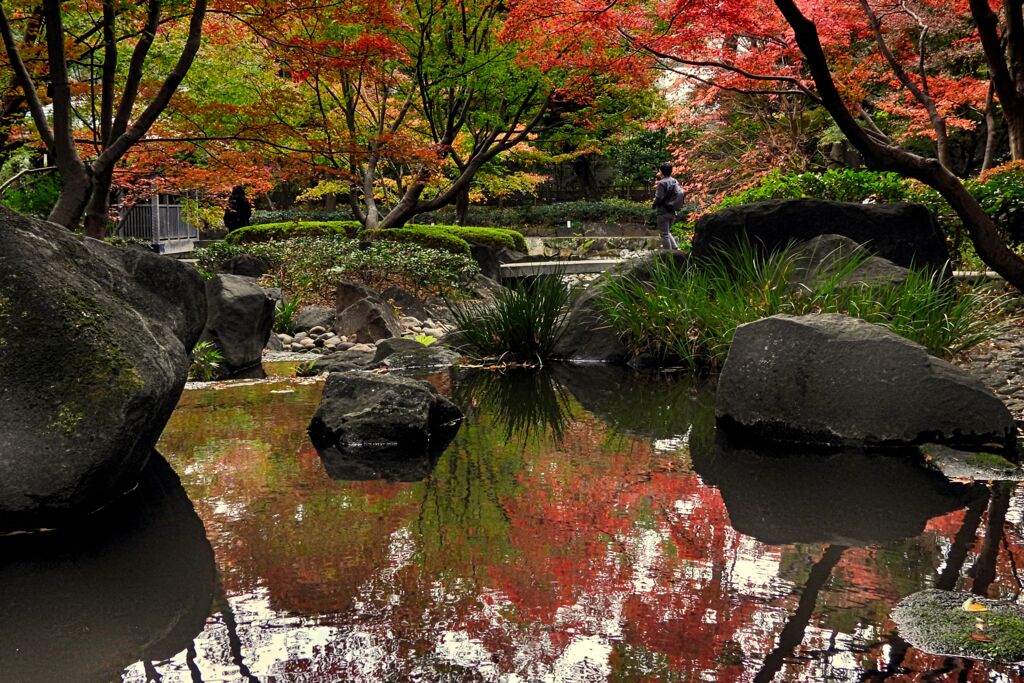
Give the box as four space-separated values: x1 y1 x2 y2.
599 240 1006 369
447 274 573 361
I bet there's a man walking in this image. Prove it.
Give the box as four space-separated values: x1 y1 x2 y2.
653 162 682 249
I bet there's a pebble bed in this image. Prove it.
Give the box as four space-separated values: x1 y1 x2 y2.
275 316 451 355
958 322 1024 425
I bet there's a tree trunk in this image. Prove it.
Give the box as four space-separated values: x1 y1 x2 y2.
362 157 379 230
47 162 91 229
455 186 469 225
982 84 1000 172
83 168 114 239
1007 108 1024 161
571 155 600 200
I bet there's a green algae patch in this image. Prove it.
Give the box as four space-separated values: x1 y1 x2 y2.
892 589 1024 663
0 275 145 438
920 444 1023 482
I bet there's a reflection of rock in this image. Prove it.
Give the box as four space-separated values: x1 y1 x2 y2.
317 441 453 482
552 364 715 443
0 453 216 683
691 433 984 546
309 373 463 480
893 589 1024 664
0 207 206 530
717 314 1016 452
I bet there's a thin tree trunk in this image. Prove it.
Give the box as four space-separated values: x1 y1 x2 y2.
982 83 1000 173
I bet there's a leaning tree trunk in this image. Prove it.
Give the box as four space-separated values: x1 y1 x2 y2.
774 0 1024 291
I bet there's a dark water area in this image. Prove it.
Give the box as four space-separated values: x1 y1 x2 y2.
4 365 1024 682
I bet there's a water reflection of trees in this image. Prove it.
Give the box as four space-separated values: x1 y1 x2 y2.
452 368 576 443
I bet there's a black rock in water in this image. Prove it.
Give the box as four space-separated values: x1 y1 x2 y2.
199 273 275 377
0 207 206 530
716 314 1016 452
308 372 463 480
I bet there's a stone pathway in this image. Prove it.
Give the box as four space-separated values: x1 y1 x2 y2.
958 322 1024 424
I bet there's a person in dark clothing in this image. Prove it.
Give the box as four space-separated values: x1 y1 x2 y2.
652 162 681 249
223 185 252 231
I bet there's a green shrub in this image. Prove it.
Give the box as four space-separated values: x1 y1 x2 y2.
364 226 472 256
196 235 479 303
194 241 243 271
447 274 573 361
188 341 224 381
972 161 1024 245
435 225 528 252
710 168 915 213
274 296 301 334
598 240 1004 369
224 220 361 244
365 224 527 255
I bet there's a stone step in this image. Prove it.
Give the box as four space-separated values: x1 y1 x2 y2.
499 259 625 279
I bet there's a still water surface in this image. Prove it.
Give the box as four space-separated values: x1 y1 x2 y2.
3 365 1024 682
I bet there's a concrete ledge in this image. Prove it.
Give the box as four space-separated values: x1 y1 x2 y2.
499 259 625 279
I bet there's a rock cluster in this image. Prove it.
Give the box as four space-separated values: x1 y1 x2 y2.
275 312 451 355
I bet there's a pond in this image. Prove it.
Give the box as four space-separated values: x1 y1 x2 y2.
3 364 1024 682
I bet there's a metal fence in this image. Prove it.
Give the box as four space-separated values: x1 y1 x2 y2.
116 194 198 253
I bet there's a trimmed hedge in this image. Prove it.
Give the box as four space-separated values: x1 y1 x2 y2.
228 219 528 256
363 226 472 256
224 220 361 244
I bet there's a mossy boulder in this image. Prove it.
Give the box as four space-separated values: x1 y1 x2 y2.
893 589 1024 664
0 207 206 530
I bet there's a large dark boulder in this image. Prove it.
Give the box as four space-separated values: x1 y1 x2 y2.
716 314 1016 452
691 433 983 546
336 279 380 312
790 234 910 290
692 200 950 272
308 373 463 480
292 305 335 332
0 454 216 682
336 298 404 343
0 207 206 530
199 274 275 378
218 253 269 278
373 337 462 370
470 244 527 281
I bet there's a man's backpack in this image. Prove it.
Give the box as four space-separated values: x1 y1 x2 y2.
666 180 687 211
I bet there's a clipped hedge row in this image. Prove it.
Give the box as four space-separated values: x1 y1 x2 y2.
224 220 361 244
226 219 528 255
363 226 472 256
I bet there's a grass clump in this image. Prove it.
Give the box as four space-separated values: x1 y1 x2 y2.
447 274 573 361
274 297 301 334
188 341 224 381
598 240 1005 369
